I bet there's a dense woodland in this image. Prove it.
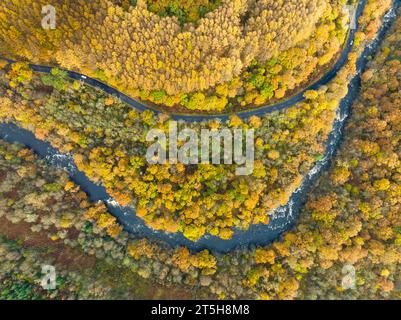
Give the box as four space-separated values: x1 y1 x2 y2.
0 141 213 299
0 58 352 240
0 0 358 111
0 0 400 300
0 0 387 241
126 0 223 24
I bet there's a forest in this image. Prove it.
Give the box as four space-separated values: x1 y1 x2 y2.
0 0 400 301
0 57 353 241
0 0 355 112
0 0 389 241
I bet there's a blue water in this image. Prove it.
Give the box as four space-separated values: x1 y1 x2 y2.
0 0 398 252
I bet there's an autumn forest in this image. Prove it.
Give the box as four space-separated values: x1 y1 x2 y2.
0 0 400 302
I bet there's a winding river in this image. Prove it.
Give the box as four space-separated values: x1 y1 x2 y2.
0 0 399 252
